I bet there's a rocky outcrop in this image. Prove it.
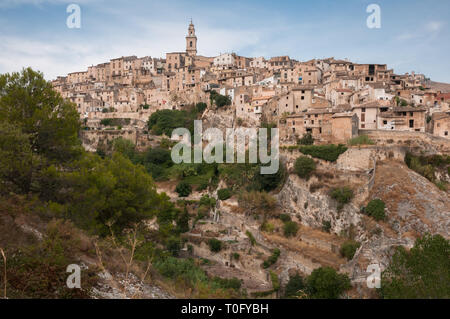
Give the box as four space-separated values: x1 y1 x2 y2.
277 174 362 236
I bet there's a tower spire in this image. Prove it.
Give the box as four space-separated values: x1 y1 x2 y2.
186 20 197 56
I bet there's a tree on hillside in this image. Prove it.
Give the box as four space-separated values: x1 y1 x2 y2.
381 234 450 299
306 266 352 299
0 68 81 163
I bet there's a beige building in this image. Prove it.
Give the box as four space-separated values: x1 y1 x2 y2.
432 112 450 138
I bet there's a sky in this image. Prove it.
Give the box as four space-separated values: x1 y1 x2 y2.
0 0 449 82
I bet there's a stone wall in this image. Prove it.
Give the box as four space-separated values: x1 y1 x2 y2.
364 130 450 154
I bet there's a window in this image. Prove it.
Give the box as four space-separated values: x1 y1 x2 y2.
361 124 365 128
409 120 414 128
362 108 366 113
301 96 305 100
361 114 365 122
383 120 387 125
445 131 448 136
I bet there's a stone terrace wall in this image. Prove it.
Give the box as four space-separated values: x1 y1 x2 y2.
364 130 450 154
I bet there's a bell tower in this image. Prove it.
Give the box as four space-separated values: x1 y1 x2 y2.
186 19 197 57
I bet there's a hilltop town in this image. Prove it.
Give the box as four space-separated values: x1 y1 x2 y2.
1 22 448 300
52 21 450 147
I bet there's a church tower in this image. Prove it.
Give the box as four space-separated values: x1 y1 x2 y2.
186 20 197 57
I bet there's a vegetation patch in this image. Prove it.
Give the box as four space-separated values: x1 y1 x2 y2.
330 187 354 211
298 144 347 162
262 248 281 269
294 156 316 179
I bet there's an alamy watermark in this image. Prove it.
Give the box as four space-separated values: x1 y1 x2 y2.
366 4 381 29
66 264 81 289
66 4 81 29
170 121 279 174
366 263 381 288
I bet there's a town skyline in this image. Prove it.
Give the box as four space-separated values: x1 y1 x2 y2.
1 0 449 82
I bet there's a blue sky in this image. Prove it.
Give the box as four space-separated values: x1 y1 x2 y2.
0 0 449 82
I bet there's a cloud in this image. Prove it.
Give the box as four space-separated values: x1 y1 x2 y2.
425 21 444 32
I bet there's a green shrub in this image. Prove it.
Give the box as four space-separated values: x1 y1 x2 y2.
279 214 291 223
208 238 223 252
330 187 353 210
210 91 231 108
284 274 305 298
381 234 450 299
147 109 198 136
217 188 232 200
348 135 375 146
270 271 280 291
322 220 332 233
294 156 316 179
262 248 281 268
299 144 347 162
283 221 299 238
366 199 386 221
306 267 352 299
212 276 241 290
100 118 113 126
298 133 314 145
154 257 207 284
165 236 182 256
232 252 240 260
246 230 257 246
175 181 192 197
199 194 216 208
340 240 360 260
195 102 207 113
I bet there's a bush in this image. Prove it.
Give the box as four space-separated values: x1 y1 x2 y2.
165 236 182 256
322 220 332 233
199 194 216 208
306 267 352 299
246 231 257 246
208 238 223 252
147 109 197 136
348 135 375 146
330 187 353 210
284 274 305 298
262 248 281 268
279 214 291 223
298 133 314 145
175 181 192 197
270 271 280 291
210 91 231 108
154 257 207 285
366 199 386 221
100 118 113 126
340 240 360 260
212 276 241 290
217 188 232 200
299 144 347 162
294 156 316 179
195 102 207 113
283 221 299 238
239 191 277 217
381 234 450 299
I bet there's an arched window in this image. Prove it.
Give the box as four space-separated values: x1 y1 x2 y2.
190 41 193 47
